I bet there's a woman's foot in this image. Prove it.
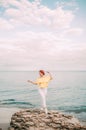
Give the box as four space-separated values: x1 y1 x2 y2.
40 107 44 110
40 107 48 114
44 107 48 114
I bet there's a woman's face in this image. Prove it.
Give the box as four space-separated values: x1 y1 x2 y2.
39 72 44 77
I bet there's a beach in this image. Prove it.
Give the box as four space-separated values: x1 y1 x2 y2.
0 107 22 130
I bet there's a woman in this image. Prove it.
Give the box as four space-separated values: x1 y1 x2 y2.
27 70 52 114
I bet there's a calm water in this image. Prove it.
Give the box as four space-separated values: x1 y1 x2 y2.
0 71 86 122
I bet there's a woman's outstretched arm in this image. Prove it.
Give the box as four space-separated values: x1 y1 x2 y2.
27 80 37 85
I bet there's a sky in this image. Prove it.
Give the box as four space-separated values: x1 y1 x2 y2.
0 0 86 71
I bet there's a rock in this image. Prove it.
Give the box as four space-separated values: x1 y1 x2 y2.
42 118 52 123
49 123 62 128
13 122 21 129
9 108 86 130
25 121 34 126
8 127 15 130
52 117 62 124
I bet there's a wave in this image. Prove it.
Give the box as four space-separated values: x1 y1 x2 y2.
0 99 34 107
1 99 15 101
58 105 86 113
65 108 86 113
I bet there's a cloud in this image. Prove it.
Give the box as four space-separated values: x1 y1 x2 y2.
0 30 86 70
64 28 83 36
0 0 75 30
0 18 14 30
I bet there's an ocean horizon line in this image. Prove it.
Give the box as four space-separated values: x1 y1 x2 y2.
0 70 86 72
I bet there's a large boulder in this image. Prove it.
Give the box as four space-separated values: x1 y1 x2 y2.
9 109 86 130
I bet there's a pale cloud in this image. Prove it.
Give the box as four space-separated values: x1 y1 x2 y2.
64 28 83 36
0 18 14 30
0 0 22 8
0 31 85 70
1 0 74 29
5 8 22 18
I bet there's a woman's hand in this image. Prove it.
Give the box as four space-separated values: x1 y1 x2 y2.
46 71 53 80
46 71 50 73
27 80 32 83
27 80 37 85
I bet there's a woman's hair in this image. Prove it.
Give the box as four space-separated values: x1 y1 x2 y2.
39 70 45 75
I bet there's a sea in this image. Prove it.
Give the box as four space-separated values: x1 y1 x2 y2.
0 71 86 124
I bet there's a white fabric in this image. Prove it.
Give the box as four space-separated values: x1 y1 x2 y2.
38 88 47 108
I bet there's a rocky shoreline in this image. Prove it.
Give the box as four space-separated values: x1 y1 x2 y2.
7 109 86 130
